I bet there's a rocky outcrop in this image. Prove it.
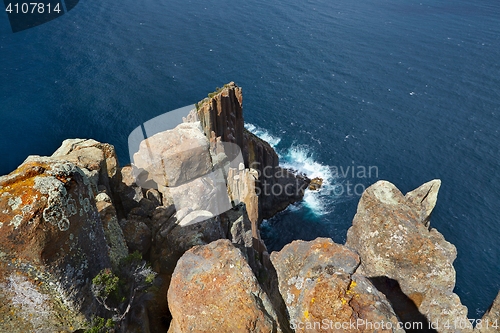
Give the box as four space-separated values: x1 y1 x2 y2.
271 238 404 333
476 292 500 332
167 239 283 333
51 138 119 196
191 82 310 223
345 180 473 332
133 122 213 189
227 166 259 238
96 193 128 271
2 83 496 333
0 157 112 331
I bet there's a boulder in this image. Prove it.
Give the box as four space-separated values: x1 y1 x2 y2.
271 238 404 333
133 122 213 188
167 239 283 333
345 180 473 332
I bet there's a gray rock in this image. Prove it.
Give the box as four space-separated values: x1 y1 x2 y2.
120 219 152 256
346 180 473 332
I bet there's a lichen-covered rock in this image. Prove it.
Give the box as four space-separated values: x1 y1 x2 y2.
345 180 473 332
51 138 119 195
96 196 128 270
476 291 500 332
0 158 111 331
270 238 404 333
167 239 283 333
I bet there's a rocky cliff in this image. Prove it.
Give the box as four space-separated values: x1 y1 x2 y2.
0 84 498 333
190 82 310 226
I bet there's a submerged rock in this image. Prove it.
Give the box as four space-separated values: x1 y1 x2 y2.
346 180 473 332
167 239 283 333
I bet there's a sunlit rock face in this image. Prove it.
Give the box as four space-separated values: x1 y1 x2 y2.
271 238 404 333
167 239 284 333
346 180 473 333
0 157 111 332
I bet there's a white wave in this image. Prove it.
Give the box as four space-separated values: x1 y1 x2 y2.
245 123 281 148
245 123 336 216
280 145 335 215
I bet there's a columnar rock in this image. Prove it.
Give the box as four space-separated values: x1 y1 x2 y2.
167 239 283 333
227 166 259 237
271 238 404 333
192 82 310 222
345 180 473 332
0 157 112 332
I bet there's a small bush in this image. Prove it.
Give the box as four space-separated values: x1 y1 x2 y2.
85 316 115 333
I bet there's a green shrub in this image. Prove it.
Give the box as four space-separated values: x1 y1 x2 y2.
85 316 115 333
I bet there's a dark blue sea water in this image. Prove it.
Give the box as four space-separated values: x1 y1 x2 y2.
1 0 499 318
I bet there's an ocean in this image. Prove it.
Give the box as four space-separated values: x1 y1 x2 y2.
1 0 499 318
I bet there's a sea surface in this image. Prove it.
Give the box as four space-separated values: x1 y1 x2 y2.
1 0 499 318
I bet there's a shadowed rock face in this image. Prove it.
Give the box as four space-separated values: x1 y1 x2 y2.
346 180 473 332
270 238 405 333
0 157 111 332
167 239 283 333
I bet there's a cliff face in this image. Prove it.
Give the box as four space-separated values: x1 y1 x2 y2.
1 84 498 333
193 82 310 225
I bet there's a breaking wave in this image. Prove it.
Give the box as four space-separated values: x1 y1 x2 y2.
245 123 335 216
